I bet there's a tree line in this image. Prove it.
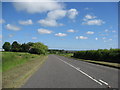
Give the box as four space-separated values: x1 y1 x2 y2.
48 49 75 54
73 48 120 63
2 41 48 55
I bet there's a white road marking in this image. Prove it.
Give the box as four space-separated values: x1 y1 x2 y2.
54 56 103 85
99 79 109 85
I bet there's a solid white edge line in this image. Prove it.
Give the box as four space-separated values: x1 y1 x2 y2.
54 56 103 85
99 79 109 85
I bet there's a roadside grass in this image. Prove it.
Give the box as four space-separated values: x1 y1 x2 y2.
2 52 48 88
2 52 40 72
58 53 120 69
58 53 73 58
76 58 120 69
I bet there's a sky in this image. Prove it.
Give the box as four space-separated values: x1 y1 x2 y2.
0 1 118 50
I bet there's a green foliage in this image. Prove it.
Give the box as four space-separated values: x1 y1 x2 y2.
2 42 11 51
11 41 21 52
20 43 30 52
48 49 74 54
29 48 39 54
29 42 48 55
73 49 120 63
27 42 34 46
2 41 48 55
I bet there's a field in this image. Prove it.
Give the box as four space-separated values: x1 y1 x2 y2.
2 52 48 88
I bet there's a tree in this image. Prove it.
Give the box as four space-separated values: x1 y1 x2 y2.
29 48 39 54
11 41 21 52
20 43 30 52
27 42 34 47
29 42 48 54
2 42 11 51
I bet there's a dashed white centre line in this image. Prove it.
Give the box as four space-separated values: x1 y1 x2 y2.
54 56 103 86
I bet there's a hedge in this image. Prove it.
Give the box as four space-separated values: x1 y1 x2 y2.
73 49 120 63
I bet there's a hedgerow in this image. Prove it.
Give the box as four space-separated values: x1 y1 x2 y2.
73 49 120 63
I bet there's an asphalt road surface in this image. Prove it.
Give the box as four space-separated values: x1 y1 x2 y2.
22 55 119 88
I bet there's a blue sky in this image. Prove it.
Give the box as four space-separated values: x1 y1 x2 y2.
1 1 118 50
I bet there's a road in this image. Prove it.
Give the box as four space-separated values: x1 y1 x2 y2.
22 55 119 88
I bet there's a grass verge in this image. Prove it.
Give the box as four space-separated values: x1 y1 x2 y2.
58 53 73 58
2 52 48 88
58 53 120 69
2 52 41 72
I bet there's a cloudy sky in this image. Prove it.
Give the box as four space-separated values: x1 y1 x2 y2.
1 1 118 50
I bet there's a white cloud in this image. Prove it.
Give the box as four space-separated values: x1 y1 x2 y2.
82 19 105 25
38 19 63 27
86 31 94 34
104 29 109 32
38 9 66 27
0 19 5 24
13 0 64 14
38 8 79 27
82 14 105 26
67 29 76 33
19 19 33 25
32 37 37 39
55 33 67 37
38 28 52 34
75 36 79 39
76 36 88 39
84 8 92 10
85 14 96 20
83 14 96 21
47 9 67 20
95 38 98 40
67 9 78 19
6 24 21 31
8 34 14 37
